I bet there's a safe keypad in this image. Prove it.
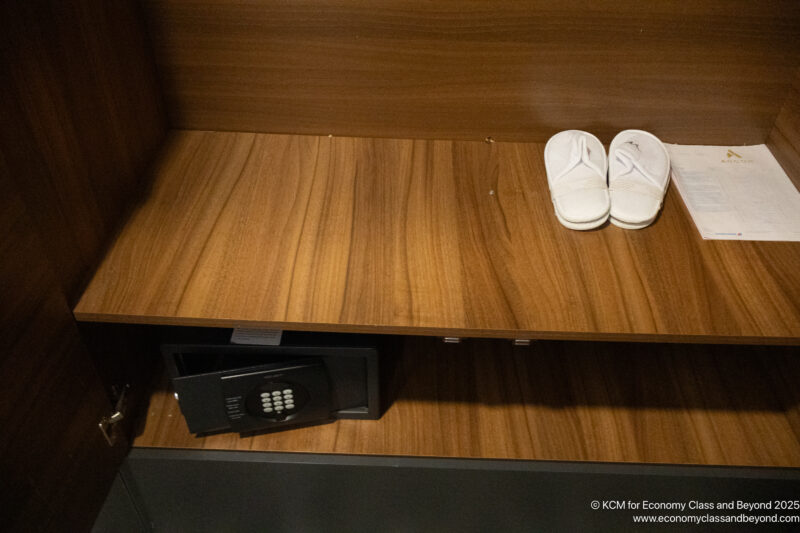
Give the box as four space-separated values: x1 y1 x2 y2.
260 389 296 413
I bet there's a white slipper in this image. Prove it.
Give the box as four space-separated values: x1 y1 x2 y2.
544 130 610 231
608 130 670 229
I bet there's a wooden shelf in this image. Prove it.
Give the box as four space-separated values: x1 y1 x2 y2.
75 130 800 344
133 337 800 467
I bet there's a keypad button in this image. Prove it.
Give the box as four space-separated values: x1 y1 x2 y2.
275 406 284 412
263 407 273 413
283 389 292 394
260 392 271 398
285 404 295 410
283 393 293 400
271 391 281 397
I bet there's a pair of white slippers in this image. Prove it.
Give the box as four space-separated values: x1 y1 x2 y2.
544 130 670 230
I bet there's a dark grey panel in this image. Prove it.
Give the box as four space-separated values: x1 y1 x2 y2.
122 449 800 532
92 473 148 533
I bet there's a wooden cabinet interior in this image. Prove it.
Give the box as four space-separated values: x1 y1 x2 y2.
135 336 800 468
2 6 800 528
108 0 800 465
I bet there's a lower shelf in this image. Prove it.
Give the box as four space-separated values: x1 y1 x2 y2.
133 337 800 467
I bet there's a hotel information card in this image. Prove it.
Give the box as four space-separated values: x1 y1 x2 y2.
666 144 800 241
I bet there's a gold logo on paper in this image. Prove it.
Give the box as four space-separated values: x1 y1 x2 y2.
722 149 752 164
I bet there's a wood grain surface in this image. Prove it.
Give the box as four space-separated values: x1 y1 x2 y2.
0 160 126 531
0 4 166 527
75 130 800 343
133 337 800 467
142 0 800 143
0 0 166 304
769 68 800 189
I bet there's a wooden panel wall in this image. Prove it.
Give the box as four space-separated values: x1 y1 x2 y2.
1 1 166 304
0 163 126 532
144 0 800 143
768 68 800 189
0 2 166 529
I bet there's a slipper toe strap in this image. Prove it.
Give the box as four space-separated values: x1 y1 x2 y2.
554 133 604 182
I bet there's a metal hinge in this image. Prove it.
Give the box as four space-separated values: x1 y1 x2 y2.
99 384 129 446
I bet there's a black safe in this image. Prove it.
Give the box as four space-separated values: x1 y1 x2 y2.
162 334 380 435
